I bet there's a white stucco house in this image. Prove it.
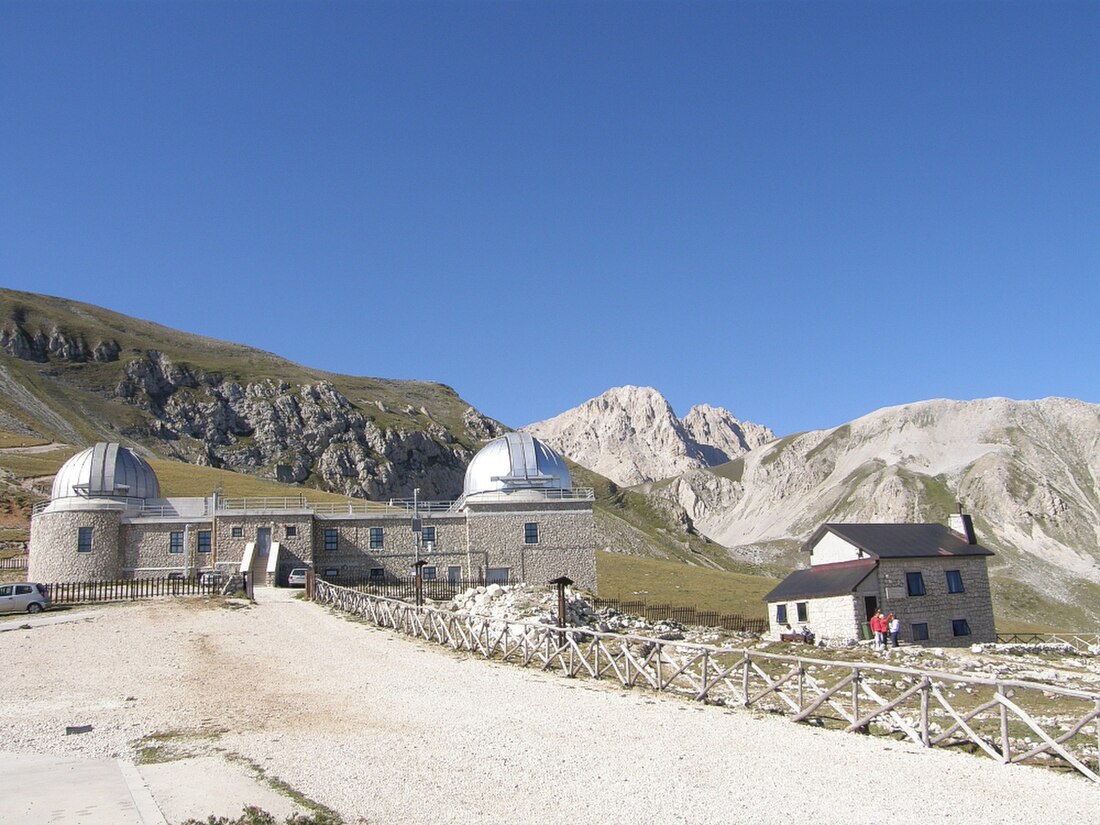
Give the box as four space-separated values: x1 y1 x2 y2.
763 513 996 647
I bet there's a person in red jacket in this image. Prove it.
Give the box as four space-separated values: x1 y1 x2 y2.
871 610 886 651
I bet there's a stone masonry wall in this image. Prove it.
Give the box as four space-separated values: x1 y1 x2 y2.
310 515 469 580
768 594 861 643
877 557 995 646
121 521 213 575
465 506 596 591
29 508 124 581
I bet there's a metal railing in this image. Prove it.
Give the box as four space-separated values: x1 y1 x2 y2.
0 556 28 570
314 581 1100 783
42 575 224 605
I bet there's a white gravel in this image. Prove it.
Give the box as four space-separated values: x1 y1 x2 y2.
1 590 1097 825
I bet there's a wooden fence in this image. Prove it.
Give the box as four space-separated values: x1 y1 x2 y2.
44 576 222 605
590 596 767 634
314 580 1100 783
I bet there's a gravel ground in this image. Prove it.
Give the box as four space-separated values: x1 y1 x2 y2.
0 589 1097 825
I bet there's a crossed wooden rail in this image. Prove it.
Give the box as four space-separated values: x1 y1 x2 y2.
314 580 1100 782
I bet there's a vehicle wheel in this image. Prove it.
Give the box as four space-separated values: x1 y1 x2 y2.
27 603 43 614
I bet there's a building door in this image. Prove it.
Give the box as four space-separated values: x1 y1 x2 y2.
257 527 271 557
447 566 461 586
863 595 878 620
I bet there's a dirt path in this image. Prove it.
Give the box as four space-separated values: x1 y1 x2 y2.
0 595 1096 824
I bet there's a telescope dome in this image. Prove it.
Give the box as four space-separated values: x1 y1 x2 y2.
51 442 161 500
463 433 571 496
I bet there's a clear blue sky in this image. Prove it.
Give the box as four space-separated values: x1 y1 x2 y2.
3 1 1098 436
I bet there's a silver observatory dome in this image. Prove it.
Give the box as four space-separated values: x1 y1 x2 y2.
51 442 161 500
463 432 571 496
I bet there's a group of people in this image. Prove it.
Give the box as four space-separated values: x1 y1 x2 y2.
870 610 899 650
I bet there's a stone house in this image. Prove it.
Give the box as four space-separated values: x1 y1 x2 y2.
29 435 597 591
763 514 996 647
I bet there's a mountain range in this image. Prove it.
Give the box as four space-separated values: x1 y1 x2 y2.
4 288 1099 626
529 386 1100 627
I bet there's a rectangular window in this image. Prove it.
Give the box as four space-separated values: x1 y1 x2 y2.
325 568 340 578
231 526 243 538
775 604 788 624
912 622 930 641
945 570 965 594
796 602 808 622
422 526 436 545
169 531 184 554
422 566 437 581
369 568 384 581
906 572 926 597
369 527 384 549
447 566 461 585
285 525 297 537
952 618 972 637
197 530 211 553
324 529 338 552
486 567 510 584
168 572 185 580
524 523 539 544
77 526 93 553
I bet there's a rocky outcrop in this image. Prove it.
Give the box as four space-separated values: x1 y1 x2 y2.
648 397 1100 616
522 386 775 487
0 324 120 363
106 350 498 499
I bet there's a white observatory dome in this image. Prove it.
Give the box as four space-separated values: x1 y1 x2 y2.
463 433 571 496
51 443 161 500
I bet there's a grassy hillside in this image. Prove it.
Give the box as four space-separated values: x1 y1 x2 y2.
0 289 483 445
596 550 774 617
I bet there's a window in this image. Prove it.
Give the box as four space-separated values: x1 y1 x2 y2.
422 566 437 581
912 622 929 641
906 572 926 597
776 604 788 624
14 584 32 595
945 570 965 594
422 526 436 545
369 568 384 581
168 572 185 581
524 523 539 544
486 567 510 584
197 531 211 553
231 526 243 538
447 566 461 585
325 568 340 578
952 619 971 637
169 531 184 554
77 527 93 553
796 602 808 622
285 525 297 537
324 529 338 552
369 527 384 549
0 586 10 597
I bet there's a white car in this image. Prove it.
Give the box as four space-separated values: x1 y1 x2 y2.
0 582 51 614
287 568 308 587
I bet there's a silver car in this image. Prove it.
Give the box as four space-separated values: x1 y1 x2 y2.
0 582 51 614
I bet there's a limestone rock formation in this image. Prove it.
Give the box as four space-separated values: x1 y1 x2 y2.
648 397 1100 616
522 386 775 487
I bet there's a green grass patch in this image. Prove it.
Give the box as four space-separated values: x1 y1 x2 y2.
706 457 744 483
596 550 775 617
0 448 80 479
0 431 50 449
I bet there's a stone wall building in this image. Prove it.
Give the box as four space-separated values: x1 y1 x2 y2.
763 514 996 647
29 435 597 591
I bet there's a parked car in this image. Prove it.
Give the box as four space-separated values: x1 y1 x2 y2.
287 568 308 587
0 582 51 614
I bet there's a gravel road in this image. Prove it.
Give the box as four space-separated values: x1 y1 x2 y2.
0 589 1095 825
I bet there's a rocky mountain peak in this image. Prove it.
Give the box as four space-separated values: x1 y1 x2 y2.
522 386 775 487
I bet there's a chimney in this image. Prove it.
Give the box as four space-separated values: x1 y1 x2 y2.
948 503 976 545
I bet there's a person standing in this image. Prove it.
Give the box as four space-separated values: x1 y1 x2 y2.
888 613 900 648
871 610 885 650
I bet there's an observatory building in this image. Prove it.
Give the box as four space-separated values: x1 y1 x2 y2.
29 434 597 589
